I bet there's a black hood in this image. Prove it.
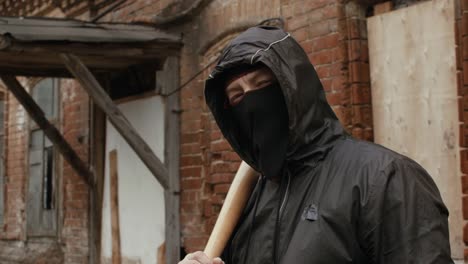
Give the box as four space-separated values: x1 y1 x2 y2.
205 26 346 173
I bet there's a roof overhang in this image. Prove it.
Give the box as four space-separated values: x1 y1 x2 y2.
0 16 182 77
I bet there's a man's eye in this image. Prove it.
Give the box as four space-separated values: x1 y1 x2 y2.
256 79 272 88
230 93 244 106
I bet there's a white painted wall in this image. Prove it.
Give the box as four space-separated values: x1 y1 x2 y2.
368 0 463 259
101 96 166 264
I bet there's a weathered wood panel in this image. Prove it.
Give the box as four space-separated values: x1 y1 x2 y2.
61 53 169 189
368 0 462 258
160 56 181 263
109 150 121 264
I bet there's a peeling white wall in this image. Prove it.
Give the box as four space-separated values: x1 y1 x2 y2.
368 0 463 259
101 96 166 264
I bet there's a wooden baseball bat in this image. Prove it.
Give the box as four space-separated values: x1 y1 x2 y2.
204 161 259 259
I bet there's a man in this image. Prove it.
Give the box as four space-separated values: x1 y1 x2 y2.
179 26 453 264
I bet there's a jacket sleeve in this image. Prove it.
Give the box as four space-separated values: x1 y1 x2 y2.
358 158 453 263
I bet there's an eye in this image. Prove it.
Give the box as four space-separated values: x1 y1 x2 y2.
255 79 273 89
229 92 244 106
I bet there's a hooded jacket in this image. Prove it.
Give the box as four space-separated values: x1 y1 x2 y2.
204 26 453 264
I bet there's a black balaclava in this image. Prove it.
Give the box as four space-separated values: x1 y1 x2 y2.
230 83 289 179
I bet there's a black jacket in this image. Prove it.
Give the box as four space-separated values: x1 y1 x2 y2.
204 26 453 264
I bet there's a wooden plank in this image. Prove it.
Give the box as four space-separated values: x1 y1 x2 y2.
367 0 462 258
109 150 121 264
161 56 181 263
60 53 169 189
0 75 94 187
89 101 107 264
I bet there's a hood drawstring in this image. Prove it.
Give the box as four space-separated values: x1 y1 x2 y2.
242 175 266 264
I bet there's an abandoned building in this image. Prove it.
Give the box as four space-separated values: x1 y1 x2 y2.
0 0 465 263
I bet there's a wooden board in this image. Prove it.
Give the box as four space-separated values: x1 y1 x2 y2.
367 0 462 258
109 150 121 264
161 56 181 263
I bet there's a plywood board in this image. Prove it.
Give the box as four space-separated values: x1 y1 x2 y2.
368 0 462 259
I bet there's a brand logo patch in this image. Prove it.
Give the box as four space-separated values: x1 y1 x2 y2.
302 204 318 221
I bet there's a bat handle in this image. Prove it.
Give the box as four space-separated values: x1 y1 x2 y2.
204 161 259 258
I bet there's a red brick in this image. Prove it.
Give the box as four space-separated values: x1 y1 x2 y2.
352 105 373 127
309 49 334 65
351 84 371 105
211 140 231 152
181 133 201 144
213 184 231 194
462 175 468 194
179 166 199 180
331 76 347 91
322 4 341 19
221 151 240 161
458 72 464 96
315 65 330 78
210 173 235 184
463 224 468 244
181 178 203 190
181 155 203 167
184 236 208 252
374 2 393 15
288 14 308 31
210 162 240 173
333 106 352 126
462 150 468 173
462 0 468 11
463 12 468 37
461 124 468 147
349 62 370 83
321 79 332 92
294 27 308 43
308 20 332 39
303 0 328 12
181 143 202 155
463 196 468 219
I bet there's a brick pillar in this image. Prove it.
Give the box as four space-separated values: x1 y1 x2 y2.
458 0 468 260
61 79 90 263
4 85 28 240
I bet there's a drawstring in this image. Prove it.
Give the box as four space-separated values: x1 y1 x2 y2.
242 175 266 264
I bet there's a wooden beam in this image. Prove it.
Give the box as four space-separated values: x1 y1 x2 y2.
109 150 122 264
161 56 181 263
0 75 94 187
60 53 169 189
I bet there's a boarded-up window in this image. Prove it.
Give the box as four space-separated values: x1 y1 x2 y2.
27 78 58 237
0 93 5 224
